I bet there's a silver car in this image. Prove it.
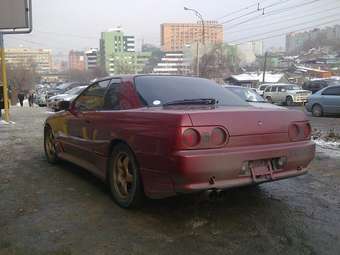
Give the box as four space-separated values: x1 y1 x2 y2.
263 84 311 106
47 85 87 111
305 85 340 117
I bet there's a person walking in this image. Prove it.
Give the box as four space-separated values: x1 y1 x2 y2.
28 91 34 107
18 92 25 107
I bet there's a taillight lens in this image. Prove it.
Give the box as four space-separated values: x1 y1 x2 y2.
303 123 311 138
289 124 300 140
182 128 200 147
211 127 227 146
289 122 311 141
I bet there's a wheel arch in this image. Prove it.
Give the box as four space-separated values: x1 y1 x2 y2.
106 139 140 180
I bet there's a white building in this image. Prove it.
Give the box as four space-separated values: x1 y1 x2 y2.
236 41 264 65
5 48 53 74
153 52 190 75
85 48 98 71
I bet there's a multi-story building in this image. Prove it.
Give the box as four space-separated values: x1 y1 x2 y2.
85 48 98 71
5 48 53 74
100 27 136 74
236 41 264 65
153 51 190 75
161 21 224 52
69 50 85 71
286 25 340 54
136 52 152 74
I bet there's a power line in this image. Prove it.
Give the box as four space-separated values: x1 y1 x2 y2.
226 5 340 35
224 0 322 30
229 18 340 45
220 0 294 24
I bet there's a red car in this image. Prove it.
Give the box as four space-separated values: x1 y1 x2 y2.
44 75 315 208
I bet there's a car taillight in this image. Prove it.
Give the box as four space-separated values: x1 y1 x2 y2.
182 128 200 147
211 127 227 146
180 126 229 149
289 122 311 141
303 123 311 138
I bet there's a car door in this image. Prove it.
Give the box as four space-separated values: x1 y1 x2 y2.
320 86 340 114
270 86 279 103
277 86 287 104
64 80 111 167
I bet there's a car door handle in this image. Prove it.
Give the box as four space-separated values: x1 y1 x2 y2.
84 119 91 124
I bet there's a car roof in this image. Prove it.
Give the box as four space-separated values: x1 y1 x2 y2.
93 74 205 83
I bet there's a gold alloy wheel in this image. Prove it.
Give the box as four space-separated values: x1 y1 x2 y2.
45 130 56 159
113 152 134 199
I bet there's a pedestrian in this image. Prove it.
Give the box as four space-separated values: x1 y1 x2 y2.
28 91 34 107
18 92 25 107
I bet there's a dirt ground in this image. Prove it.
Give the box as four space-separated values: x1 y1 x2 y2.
1 106 340 255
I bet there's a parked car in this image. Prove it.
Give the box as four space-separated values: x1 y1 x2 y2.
224 85 286 110
47 85 88 111
256 84 269 96
46 82 82 99
305 85 340 117
35 92 47 107
44 75 315 208
302 79 340 94
263 84 311 105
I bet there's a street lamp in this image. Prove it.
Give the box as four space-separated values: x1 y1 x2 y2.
184 7 205 45
184 7 205 77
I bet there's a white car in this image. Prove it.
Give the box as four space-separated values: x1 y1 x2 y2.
256 84 270 96
47 85 87 111
263 84 311 106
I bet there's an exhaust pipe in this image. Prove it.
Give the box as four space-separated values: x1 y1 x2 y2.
204 189 224 201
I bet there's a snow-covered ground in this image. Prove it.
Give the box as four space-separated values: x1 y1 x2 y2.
314 139 340 157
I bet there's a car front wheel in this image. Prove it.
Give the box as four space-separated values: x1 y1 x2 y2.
266 96 273 104
108 144 144 208
312 104 323 117
286 96 294 106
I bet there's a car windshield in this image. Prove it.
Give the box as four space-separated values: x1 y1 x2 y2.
286 85 301 90
227 87 265 102
65 86 86 95
259 86 268 91
135 76 249 107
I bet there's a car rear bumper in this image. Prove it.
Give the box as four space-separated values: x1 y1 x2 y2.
172 140 315 192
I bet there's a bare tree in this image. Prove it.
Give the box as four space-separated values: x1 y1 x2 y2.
198 44 240 80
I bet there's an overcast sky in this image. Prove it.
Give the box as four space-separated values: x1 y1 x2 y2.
5 0 340 57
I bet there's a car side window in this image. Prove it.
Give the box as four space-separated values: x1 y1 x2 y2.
278 86 285 92
74 80 111 111
322 87 340 96
103 79 122 110
264 86 271 92
271 86 278 92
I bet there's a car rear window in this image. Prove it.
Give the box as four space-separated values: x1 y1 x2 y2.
135 76 248 107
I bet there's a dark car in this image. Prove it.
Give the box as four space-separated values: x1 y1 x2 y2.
305 85 340 117
302 79 340 94
44 75 315 208
46 82 82 99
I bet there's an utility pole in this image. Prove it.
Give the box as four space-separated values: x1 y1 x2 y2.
196 41 200 76
262 51 268 83
0 33 10 122
184 7 205 77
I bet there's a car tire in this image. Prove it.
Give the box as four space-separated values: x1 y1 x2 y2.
108 143 144 209
286 96 294 106
312 104 323 117
44 126 60 164
266 96 273 104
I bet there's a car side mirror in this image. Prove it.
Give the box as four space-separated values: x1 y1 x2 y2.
58 100 71 111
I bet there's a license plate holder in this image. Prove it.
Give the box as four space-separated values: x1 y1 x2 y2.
249 159 273 181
